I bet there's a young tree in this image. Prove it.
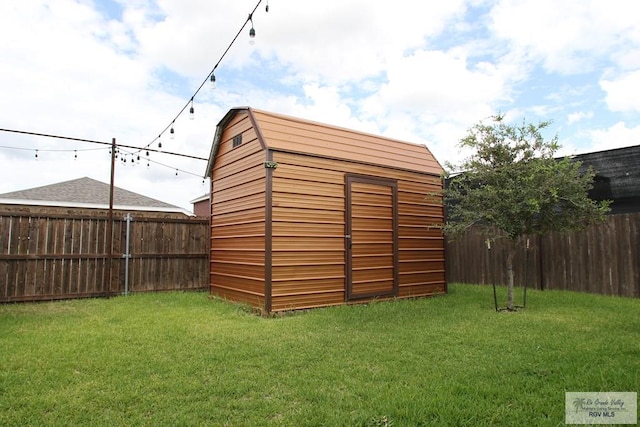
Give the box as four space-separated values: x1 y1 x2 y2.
444 114 610 310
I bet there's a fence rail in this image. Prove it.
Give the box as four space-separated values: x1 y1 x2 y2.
4 209 637 302
0 210 209 302
445 212 640 298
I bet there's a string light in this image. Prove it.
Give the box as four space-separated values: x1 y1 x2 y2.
266 0 269 12
0 0 269 184
142 0 267 151
74 150 78 160
1 132 206 198
249 13 256 44
209 73 216 90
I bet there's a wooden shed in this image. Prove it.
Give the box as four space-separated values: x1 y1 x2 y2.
205 107 446 313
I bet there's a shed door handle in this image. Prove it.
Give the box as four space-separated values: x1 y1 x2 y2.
345 234 351 249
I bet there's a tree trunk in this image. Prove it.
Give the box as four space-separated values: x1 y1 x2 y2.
506 258 514 310
506 238 518 310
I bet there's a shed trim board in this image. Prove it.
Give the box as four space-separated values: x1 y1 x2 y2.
264 149 274 313
207 107 446 312
250 107 272 313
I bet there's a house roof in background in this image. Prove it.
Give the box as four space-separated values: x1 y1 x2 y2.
189 193 209 204
575 144 640 200
0 177 190 214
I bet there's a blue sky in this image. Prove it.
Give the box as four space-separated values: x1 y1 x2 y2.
0 0 638 210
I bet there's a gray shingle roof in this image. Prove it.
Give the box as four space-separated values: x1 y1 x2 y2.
0 177 182 210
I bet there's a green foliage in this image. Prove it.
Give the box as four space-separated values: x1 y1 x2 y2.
444 114 610 240
1 287 639 426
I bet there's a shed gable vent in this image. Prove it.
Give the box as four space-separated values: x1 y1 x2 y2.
232 134 243 148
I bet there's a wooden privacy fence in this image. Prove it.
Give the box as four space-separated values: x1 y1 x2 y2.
0 210 209 302
446 212 639 297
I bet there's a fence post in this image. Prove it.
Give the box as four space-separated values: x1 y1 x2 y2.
123 213 132 296
523 238 529 308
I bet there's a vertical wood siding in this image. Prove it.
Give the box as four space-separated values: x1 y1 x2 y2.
210 111 267 307
445 212 639 298
0 211 208 302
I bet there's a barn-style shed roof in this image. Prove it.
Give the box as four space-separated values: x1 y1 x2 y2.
206 107 442 177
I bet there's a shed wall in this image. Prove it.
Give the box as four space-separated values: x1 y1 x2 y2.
269 151 445 312
210 112 266 307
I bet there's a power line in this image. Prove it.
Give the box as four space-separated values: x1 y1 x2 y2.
0 144 105 153
0 128 206 161
117 147 204 178
0 127 207 178
0 0 270 178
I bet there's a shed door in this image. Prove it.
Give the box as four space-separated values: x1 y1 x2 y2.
345 175 398 300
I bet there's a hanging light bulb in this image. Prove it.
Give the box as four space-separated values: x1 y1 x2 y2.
189 98 195 120
35 149 38 159
74 150 78 160
266 0 269 12
158 134 162 149
170 122 175 139
210 73 216 89
249 14 256 45
175 169 178 176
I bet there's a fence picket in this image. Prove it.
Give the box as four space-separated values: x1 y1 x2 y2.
446 212 640 298
0 211 209 302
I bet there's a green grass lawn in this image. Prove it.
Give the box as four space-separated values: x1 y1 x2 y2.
1 284 638 426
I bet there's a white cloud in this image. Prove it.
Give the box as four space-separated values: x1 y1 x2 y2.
255 0 469 84
559 121 640 157
601 70 640 112
380 50 506 113
589 122 640 151
490 0 640 74
567 111 594 124
1 0 639 209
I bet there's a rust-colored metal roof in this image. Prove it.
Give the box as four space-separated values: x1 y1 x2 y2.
206 107 443 176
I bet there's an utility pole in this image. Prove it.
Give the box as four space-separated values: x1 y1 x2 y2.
106 137 116 299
